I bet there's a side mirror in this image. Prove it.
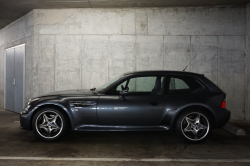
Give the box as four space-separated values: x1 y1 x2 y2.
118 88 128 100
120 89 128 95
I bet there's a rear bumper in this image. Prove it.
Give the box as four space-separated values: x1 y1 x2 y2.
19 113 32 130
213 108 231 129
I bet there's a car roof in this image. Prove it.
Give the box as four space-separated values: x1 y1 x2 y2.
123 70 204 77
121 70 222 92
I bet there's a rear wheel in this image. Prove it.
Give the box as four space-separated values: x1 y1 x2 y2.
32 108 68 141
175 109 212 143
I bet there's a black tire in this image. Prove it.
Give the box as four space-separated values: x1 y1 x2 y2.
175 109 212 143
32 107 68 141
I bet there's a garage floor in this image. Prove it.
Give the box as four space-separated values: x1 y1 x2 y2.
0 109 250 166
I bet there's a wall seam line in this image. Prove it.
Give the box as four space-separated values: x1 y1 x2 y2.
54 35 56 92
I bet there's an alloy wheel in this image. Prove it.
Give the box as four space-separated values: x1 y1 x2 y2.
180 112 210 141
35 110 63 139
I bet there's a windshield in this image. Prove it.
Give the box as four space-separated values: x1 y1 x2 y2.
96 74 125 92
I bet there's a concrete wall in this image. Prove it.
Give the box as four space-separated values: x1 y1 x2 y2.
0 6 248 121
32 7 246 120
0 11 34 108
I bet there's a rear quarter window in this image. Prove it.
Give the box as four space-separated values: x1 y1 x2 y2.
168 76 208 94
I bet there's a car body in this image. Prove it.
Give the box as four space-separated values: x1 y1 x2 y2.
20 70 230 142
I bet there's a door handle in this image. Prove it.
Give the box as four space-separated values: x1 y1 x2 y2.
12 79 15 86
150 102 161 106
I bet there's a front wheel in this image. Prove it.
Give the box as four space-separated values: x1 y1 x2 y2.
32 108 68 141
175 110 212 143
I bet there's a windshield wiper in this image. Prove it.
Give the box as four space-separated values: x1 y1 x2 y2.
90 87 96 91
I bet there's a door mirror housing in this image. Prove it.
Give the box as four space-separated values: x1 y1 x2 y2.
120 89 128 95
119 88 128 100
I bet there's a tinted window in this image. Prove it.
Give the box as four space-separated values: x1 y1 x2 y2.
169 78 190 90
108 76 165 95
168 76 207 94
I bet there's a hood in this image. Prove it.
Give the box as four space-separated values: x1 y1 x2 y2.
38 89 96 98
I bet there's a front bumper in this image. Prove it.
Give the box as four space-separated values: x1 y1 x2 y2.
20 112 32 130
213 108 231 129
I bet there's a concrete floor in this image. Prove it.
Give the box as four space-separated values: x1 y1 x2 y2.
0 109 250 166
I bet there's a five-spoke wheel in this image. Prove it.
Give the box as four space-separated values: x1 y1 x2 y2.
176 109 212 143
32 108 68 141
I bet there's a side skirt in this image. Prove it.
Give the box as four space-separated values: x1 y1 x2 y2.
74 125 170 131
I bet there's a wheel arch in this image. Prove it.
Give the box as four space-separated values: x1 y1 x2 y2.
30 103 73 130
170 104 216 129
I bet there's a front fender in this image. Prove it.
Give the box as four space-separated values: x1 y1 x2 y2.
30 102 74 129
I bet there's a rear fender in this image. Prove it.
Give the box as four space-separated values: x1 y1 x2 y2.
161 103 215 129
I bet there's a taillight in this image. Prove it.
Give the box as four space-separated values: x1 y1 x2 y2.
221 101 226 108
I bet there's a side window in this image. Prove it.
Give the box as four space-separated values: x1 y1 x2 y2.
128 77 157 92
168 76 207 94
109 76 165 95
169 78 190 90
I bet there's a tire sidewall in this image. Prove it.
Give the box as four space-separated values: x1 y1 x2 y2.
175 109 212 143
32 108 68 141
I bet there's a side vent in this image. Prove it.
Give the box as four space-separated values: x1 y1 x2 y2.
69 101 97 107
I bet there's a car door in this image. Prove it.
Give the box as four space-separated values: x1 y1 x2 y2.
97 75 166 126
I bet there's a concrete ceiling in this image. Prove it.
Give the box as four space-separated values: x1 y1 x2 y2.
0 0 249 29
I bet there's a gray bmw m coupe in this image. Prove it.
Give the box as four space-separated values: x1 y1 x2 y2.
20 71 230 143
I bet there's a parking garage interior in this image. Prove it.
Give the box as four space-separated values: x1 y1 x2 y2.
0 0 250 165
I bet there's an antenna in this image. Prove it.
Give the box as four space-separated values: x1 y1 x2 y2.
183 54 197 71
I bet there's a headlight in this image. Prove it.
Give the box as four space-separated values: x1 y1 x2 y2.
25 104 31 110
20 111 28 114
29 98 40 102
21 98 40 114
21 104 31 114
26 97 40 106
